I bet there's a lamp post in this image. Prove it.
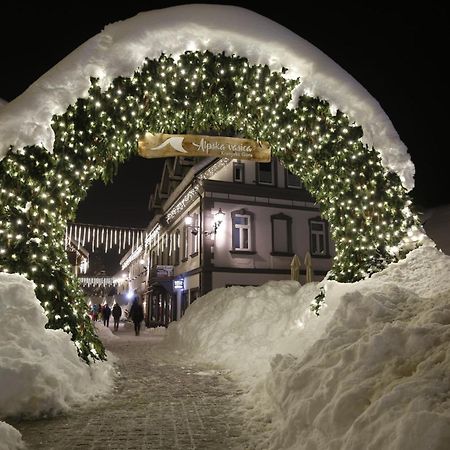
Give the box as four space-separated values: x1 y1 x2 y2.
185 208 225 236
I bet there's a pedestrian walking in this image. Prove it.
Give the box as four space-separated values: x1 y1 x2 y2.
91 303 99 321
112 302 122 331
102 303 111 327
129 292 144 336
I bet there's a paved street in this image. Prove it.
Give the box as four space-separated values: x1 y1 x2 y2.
12 323 262 449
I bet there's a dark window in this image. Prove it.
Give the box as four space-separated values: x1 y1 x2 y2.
182 225 189 260
286 169 303 188
174 230 180 265
190 288 199 304
233 162 245 183
309 219 328 256
190 213 199 256
271 213 293 254
257 161 274 185
181 290 188 316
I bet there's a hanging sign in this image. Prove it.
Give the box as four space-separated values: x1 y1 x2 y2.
138 133 271 162
156 265 174 277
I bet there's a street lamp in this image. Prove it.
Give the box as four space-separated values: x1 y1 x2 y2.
185 208 225 236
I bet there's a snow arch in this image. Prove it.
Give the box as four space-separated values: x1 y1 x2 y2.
0 5 425 360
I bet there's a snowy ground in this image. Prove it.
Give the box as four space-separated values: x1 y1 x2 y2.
1 245 450 449
10 323 255 449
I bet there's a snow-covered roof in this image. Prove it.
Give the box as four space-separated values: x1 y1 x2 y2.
0 4 414 190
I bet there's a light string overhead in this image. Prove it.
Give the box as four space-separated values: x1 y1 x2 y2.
0 50 422 362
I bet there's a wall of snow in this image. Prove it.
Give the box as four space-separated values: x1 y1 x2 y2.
0 421 24 450
165 246 450 449
0 273 115 421
0 4 414 190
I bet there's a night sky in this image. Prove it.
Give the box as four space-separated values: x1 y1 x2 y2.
1 2 448 230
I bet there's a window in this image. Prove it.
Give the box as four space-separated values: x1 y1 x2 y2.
233 162 245 183
256 161 275 185
285 169 303 189
182 225 189 260
151 251 156 268
190 213 199 256
190 288 199 305
174 229 180 265
271 213 293 255
309 219 328 256
231 209 254 251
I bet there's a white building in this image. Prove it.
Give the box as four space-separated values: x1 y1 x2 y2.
119 156 334 326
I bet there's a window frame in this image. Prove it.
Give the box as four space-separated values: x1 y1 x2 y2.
271 213 293 256
233 161 245 183
309 218 330 257
285 168 303 189
256 160 276 186
230 209 256 254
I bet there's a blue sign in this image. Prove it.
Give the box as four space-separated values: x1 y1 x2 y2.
174 279 184 290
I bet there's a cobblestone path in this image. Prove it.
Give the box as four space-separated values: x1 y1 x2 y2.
12 325 259 449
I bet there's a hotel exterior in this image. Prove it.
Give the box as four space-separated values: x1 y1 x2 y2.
119 156 334 327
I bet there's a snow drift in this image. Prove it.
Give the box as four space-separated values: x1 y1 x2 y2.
0 273 115 440
165 246 450 449
0 421 24 450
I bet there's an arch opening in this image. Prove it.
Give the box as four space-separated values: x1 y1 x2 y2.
0 51 421 361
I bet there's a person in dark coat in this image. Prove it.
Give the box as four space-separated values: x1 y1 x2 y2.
112 302 122 331
102 303 111 328
129 294 144 336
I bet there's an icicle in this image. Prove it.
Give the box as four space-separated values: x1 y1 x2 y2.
101 227 105 244
128 230 131 245
91 228 95 252
114 229 117 245
87 226 91 243
119 230 122 253
68 225 73 247
110 228 113 250
132 231 135 250
105 229 109 253
96 228 99 250
64 226 68 249
77 226 82 250
82 226 86 247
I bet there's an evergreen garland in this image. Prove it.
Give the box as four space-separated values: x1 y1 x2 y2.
0 51 421 361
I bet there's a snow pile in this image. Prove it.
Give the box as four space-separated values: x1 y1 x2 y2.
166 246 450 449
0 421 24 450
166 281 337 376
143 326 167 336
0 4 413 190
94 322 119 342
0 273 116 420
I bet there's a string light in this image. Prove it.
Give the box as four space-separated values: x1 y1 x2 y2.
0 50 421 361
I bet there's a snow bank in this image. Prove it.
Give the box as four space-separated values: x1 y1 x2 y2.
0 421 24 450
166 281 337 376
0 273 115 420
0 4 413 190
94 322 119 342
165 246 450 449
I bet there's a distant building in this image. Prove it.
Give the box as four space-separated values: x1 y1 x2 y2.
119 157 334 327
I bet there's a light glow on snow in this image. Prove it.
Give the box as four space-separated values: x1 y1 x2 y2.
0 273 115 436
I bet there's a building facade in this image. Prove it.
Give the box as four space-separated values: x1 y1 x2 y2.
119 157 334 327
